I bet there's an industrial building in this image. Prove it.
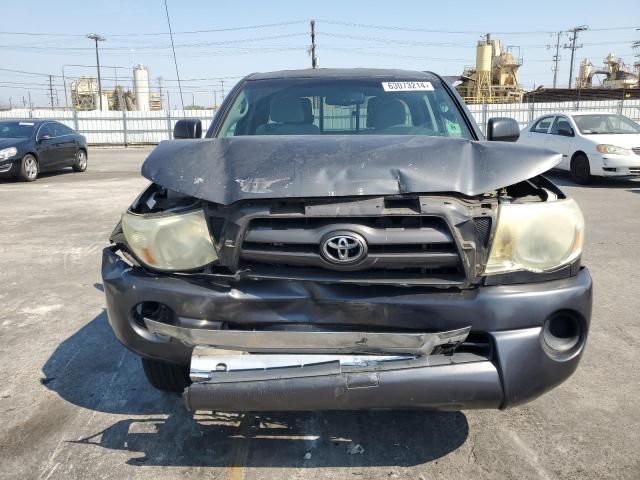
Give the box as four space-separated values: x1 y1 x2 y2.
576 53 639 89
455 34 524 104
69 64 162 111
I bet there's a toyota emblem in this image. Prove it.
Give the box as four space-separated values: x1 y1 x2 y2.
321 232 367 264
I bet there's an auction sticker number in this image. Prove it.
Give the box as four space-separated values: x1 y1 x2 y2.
382 81 434 92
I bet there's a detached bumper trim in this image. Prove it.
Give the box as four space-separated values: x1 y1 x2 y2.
144 317 470 355
184 359 503 412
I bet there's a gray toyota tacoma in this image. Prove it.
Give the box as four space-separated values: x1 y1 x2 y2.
102 68 592 412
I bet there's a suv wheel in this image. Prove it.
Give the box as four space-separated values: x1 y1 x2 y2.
570 154 591 184
19 154 38 182
141 358 191 392
72 149 87 172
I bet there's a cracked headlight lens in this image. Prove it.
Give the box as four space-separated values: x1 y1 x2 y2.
484 198 584 275
121 208 217 271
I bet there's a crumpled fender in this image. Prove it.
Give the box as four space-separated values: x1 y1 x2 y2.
141 135 561 204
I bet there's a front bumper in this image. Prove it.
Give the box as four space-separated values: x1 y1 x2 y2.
102 246 592 410
598 153 640 176
0 160 18 177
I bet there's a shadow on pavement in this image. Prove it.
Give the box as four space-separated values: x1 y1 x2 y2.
42 312 470 467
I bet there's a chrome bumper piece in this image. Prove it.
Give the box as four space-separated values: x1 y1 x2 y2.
144 318 470 355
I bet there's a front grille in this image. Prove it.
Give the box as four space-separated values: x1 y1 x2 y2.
632 147 640 155
629 167 640 174
473 216 492 248
238 216 465 285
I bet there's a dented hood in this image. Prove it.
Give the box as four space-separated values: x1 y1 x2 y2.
141 135 561 204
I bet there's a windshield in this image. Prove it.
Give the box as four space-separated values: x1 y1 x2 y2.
0 121 36 139
573 114 640 135
217 77 473 139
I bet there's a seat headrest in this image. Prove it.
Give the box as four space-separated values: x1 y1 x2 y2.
270 96 306 124
369 97 407 129
366 97 380 128
299 97 314 124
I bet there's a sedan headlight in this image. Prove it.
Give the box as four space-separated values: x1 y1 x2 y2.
121 208 217 271
484 199 584 275
596 144 632 156
0 147 17 160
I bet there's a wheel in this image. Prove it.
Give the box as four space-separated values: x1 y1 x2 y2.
72 149 87 172
570 154 591 184
19 154 38 182
141 358 191 392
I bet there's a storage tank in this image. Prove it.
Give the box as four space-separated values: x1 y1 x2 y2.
133 64 150 111
476 43 493 73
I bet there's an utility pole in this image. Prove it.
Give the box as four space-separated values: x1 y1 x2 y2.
547 31 563 89
157 77 164 110
87 33 106 110
220 80 225 101
28 91 32 110
48 75 55 109
214 90 218 109
310 20 318 68
563 26 588 89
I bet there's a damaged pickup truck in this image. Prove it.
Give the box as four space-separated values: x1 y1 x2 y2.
102 68 592 412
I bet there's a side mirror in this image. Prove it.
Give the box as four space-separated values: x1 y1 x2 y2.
558 127 574 137
486 117 520 142
173 118 202 139
39 134 52 142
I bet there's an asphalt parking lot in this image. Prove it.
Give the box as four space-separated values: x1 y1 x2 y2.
1 147 639 480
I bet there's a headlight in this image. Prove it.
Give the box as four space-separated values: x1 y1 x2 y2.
484 199 584 275
596 144 632 156
0 147 17 160
121 208 217 271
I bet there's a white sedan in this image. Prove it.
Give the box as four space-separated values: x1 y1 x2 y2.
518 112 640 184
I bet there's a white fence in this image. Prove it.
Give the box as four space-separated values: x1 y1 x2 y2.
0 109 217 145
467 99 640 134
2 98 640 145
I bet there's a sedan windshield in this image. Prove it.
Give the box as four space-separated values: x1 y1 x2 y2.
217 77 473 139
573 114 640 135
0 121 36 139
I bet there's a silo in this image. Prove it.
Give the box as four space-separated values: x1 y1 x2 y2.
133 64 150 111
474 39 494 100
475 43 493 75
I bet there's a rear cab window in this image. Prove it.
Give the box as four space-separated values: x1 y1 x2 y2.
216 75 472 140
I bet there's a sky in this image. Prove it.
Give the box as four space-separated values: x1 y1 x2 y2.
0 0 638 108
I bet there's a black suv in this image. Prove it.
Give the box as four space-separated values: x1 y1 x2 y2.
102 69 591 412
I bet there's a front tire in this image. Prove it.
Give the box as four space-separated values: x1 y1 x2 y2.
19 154 38 182
141 358 191 392
570 154 591 184
72 149 87 172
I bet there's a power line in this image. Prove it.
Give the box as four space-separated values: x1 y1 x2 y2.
317 19 639 35
0 67 57 77
163 0 184 111
0 20 307 38
0 32 308 52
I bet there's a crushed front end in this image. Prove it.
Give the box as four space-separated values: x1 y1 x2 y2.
102 166 592 411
